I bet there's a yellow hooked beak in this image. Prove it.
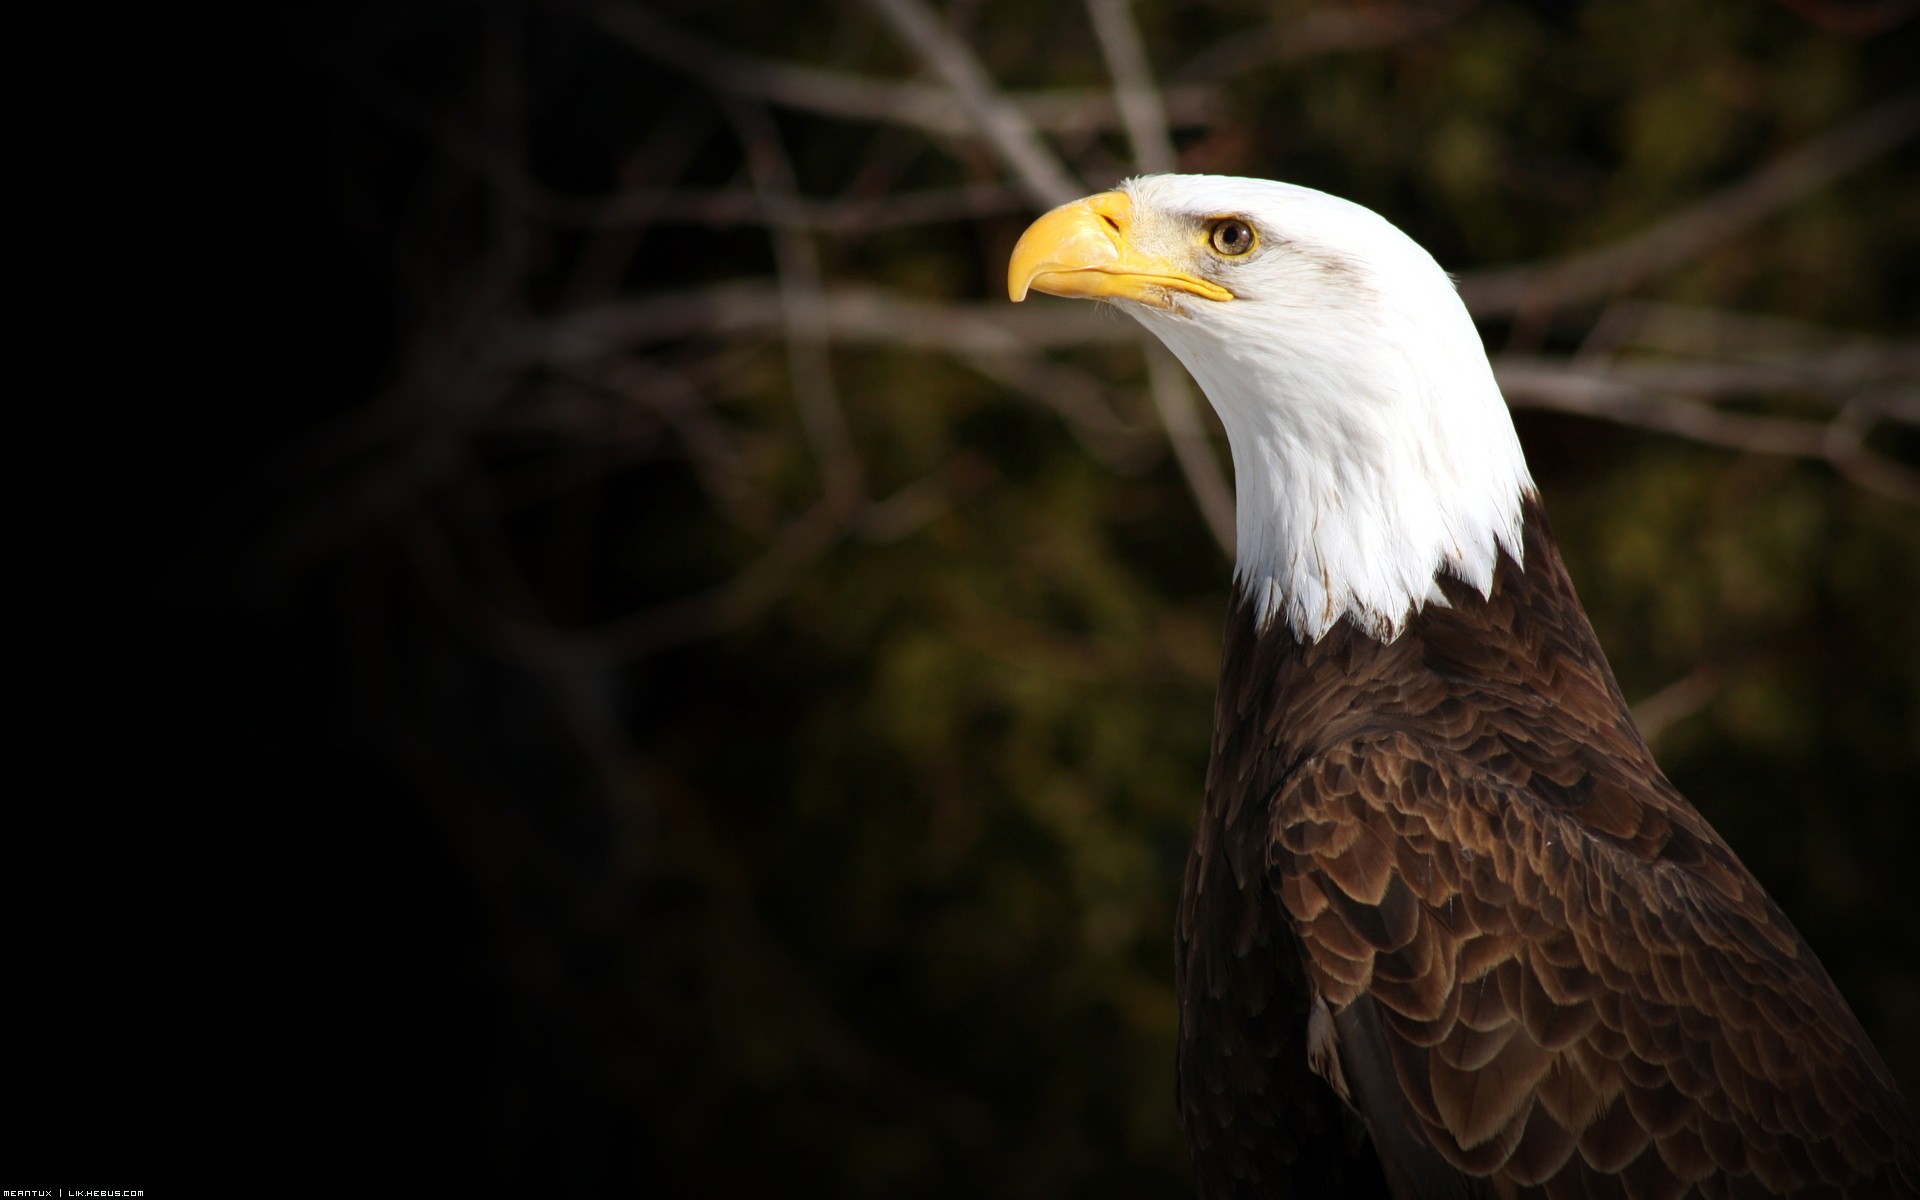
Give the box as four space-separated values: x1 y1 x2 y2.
1008 191 1233 308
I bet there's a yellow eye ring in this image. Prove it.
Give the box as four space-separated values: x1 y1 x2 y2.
1208 218 1256 256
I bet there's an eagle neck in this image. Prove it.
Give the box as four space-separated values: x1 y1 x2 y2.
1208 496 1649 787
1222 388 1532 645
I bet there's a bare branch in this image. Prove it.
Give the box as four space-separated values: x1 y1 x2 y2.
525 285 1154 467
1577 351 1918 399
416 455 970 671
585 4 1214 145
1460 93 1920 317
1494 358 1920 504
855 471 954 543
1144 343 1235 554
1173 1 1478 83
561 100 714 305
582 357 777 534
1014 87 1218 137
1574 301 1920 389
556 183 1027 232
345 43 1037 237
724 100 867 510
1085 0 1177 174
860 0 1084 207
1821 399 1920 500
959 351 1157 470
429 496 848 670
527 284 1123 361
1631 665 1724 745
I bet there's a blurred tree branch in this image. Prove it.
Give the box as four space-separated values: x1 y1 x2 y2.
1086 0 1178 175
724 98 868 512
587 4 1215 156
1457 92 1920 318
1172 0 1480 82
860 0 1085 206
1145 344 1235 553
1493 358 1920 505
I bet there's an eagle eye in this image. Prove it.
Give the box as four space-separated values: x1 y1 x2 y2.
1208 218 1255 257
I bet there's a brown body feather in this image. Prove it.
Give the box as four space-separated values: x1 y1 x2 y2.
1178 496 1919 1199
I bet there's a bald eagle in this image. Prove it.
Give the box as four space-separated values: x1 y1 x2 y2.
1007 176 1917 1198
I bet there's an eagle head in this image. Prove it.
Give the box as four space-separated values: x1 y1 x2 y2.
1009 175 1535 645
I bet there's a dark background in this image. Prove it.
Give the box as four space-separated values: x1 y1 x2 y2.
28 0 1919 1193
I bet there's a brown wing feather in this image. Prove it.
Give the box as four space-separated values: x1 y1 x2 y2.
1272 731 1920 1197
1178 747 1399 1198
